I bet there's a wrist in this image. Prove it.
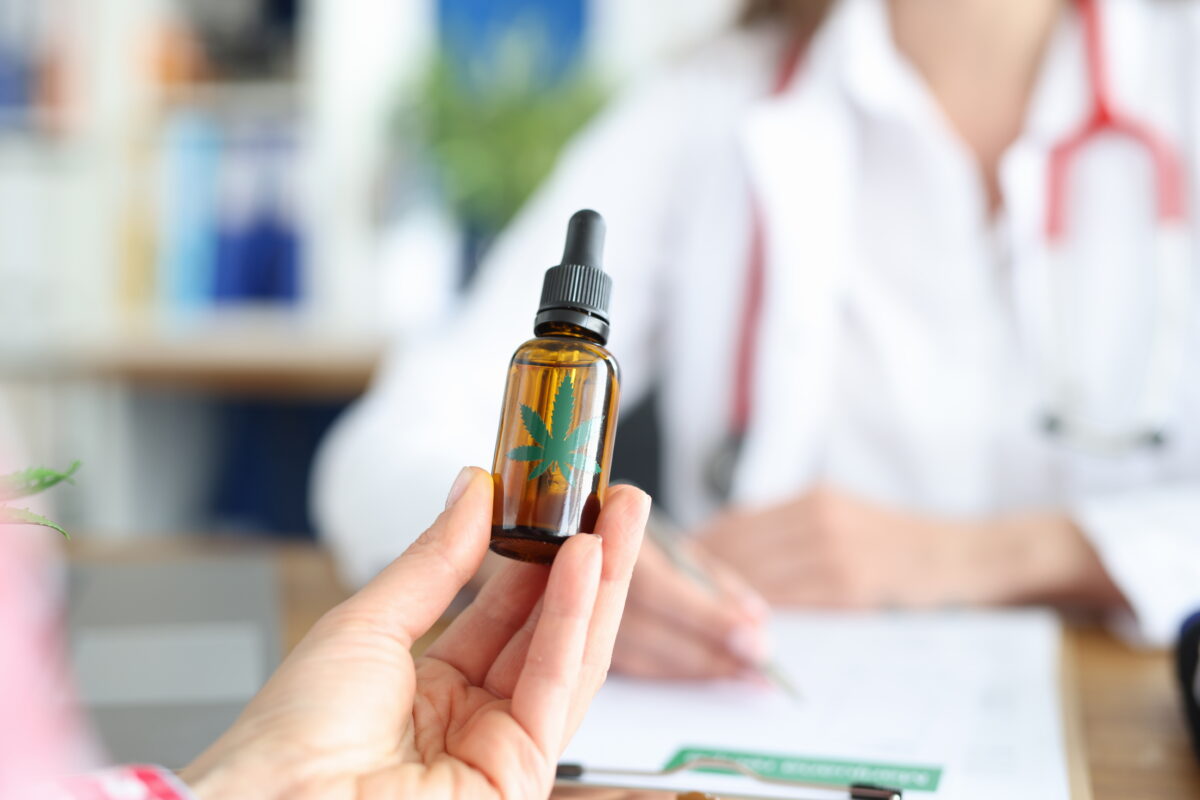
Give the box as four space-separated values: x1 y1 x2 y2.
180 750 285 800
917 518 1009 607
53 766 194 800
959 512 1116 606
178 761 233 800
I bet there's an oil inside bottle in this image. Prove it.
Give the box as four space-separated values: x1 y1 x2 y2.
488 209 619 564
490 334 616 563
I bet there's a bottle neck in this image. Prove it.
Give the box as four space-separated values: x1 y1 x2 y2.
534 319 608 346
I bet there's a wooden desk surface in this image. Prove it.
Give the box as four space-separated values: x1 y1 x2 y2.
68 539 1200 800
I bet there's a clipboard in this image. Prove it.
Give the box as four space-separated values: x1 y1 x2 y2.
556 612 1091 800
554 758 902 799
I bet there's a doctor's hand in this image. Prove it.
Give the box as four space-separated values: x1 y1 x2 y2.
697 485 1125 610
611 537 772 680
181 468 650 800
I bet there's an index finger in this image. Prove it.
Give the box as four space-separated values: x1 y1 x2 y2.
510 532 603 754
566 484 650 732
477 485 650 705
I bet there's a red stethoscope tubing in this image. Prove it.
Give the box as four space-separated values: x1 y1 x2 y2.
730 34 808 437
730 0 1188 443
1046 0 1186 239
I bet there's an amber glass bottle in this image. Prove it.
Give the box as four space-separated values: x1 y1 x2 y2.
490 210 620 563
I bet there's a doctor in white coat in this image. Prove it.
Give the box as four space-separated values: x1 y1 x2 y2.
314 0 1200 678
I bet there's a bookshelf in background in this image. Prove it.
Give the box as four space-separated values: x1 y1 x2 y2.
0 0 736 538
0 0 387 542
0 0 381 370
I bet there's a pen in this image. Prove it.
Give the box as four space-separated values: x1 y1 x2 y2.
646 510 802 701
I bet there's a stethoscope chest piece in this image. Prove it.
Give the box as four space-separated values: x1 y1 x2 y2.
1039 412 1170 455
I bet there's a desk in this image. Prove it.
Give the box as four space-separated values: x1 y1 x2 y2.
68 540 1200 800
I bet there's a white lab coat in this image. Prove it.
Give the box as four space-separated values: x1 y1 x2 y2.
313 0 1200 646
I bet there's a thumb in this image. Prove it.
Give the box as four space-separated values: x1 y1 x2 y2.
339 467 493 648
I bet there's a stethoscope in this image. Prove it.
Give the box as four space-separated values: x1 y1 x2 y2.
706 0 1193 501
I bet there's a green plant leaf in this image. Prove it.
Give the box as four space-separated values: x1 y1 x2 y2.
0 461 80 501
519 404 550 447
507 444 545 462
396 40 606 233
550 373 575 441
0 506 70 539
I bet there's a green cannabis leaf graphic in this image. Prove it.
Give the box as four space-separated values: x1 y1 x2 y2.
508 373 601 485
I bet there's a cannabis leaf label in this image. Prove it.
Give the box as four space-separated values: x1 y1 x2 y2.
508 373 602 486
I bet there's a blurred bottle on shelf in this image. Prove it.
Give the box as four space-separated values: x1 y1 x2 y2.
212 122 301 307
117 0 305 328
117 130 160 324
0 1 37 123
156 112 222 319
118 1 209 327
0 0 78 136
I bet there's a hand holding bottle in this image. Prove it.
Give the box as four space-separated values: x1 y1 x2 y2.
182 468 650 800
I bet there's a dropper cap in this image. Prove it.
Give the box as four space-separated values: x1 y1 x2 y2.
534 209 612 343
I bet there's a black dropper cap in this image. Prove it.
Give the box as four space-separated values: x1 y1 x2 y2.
534 209 612 343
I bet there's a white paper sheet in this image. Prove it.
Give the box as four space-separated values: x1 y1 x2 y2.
561 610 1069 799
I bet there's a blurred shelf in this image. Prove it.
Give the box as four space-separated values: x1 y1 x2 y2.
76 334 382 398
0 314 385 399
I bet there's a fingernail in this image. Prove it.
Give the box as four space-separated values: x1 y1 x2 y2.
726 626 768 664
445 467 473 509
